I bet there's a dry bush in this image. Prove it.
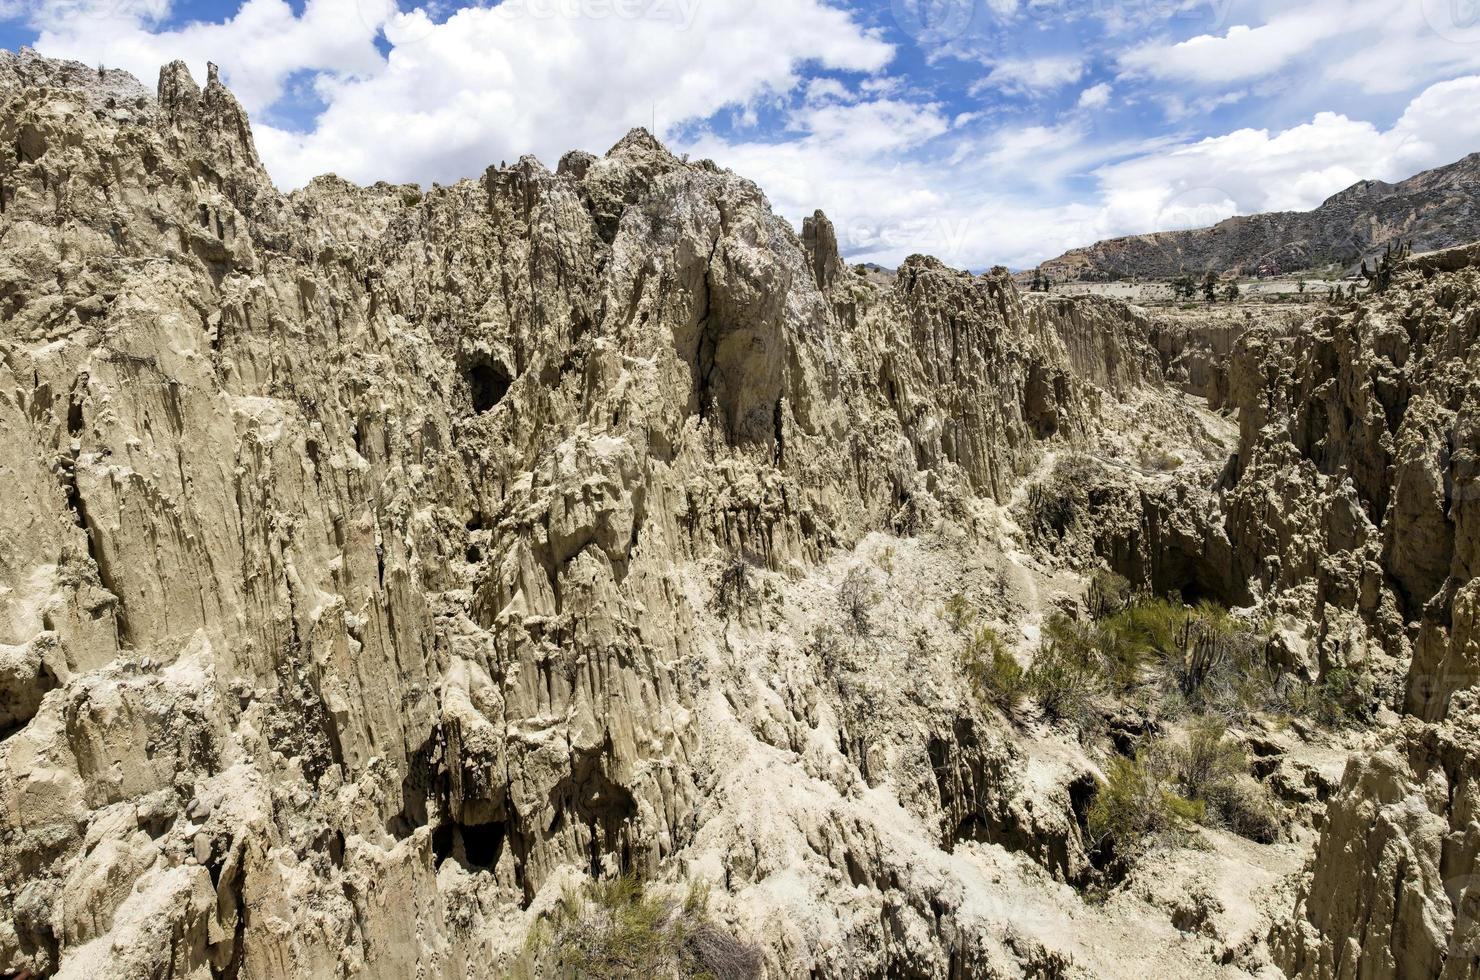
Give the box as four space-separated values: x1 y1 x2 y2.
838 567 878 637
532 875 762 980
713 552 762 618
942 592 976 634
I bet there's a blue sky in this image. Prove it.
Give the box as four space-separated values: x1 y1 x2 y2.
5 0 1480 269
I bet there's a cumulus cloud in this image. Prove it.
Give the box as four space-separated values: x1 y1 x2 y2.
1076 82 1111 108
692 73 1480 271
33 0 385 115
10 0 1480 272
21 0 893 187
1094 74 1480 236
1117 0 1480 94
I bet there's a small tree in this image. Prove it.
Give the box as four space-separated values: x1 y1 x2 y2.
1222 281 1240 302
1202 271 1218 303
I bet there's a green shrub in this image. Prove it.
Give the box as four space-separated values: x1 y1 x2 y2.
1293 667 1372 727
1206 778 1284 843
1095 596 1275 715
963 626 1025 710
1026 614 1102 724
1161 790 1206 825
1162 719 1285 843
943 593 976 634
1086 754 1192 856
534 874 761 980
1169 717 1247 801
1087 721 1287 862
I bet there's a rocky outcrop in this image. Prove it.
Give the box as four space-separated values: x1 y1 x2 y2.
1235 246 1480 979
0 52 1107 979
1026 294 1164 400
1272 691 1480 980
2 47 1476 980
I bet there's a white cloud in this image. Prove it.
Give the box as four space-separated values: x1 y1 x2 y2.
1076 82 1111 108
1117 0 1480 95
1120 11 1341 84
971 54 1084 95
33 0 385 116
14 0 1480 274
804 77 854 105
1092 74 1480 237
24 0 894 188
690 72 1480 272
787 97 951 155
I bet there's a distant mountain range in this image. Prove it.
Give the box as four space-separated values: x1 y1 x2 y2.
1026 151 1480 282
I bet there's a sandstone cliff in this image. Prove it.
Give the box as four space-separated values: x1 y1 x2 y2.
2 48 1477 980
0 50 1140 978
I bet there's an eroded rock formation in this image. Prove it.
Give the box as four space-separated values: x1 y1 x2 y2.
2 48 1478 980
0 51 1111 978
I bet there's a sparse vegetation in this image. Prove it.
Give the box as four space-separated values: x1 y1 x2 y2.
1005 578 1364 735
713 553 761 618
875 545 896 575
1086 753 1193 858
1280 666 1373 728
530 874 761 980
838 567 878 636
963 624 1025 711
1087 719 1285 863
1085 570 1131 621
943 592 976 633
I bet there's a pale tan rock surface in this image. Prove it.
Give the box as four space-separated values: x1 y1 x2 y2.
0 51 1476 980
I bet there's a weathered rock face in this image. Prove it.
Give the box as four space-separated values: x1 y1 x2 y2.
1027 295 1164 401
1221 248 1480 979
1272 691 1480 980
3 48 1477 980
0 53 1109 978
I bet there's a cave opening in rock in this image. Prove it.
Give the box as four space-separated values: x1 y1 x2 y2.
467 360 512 414
461 821 505 870
429 818 507 872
